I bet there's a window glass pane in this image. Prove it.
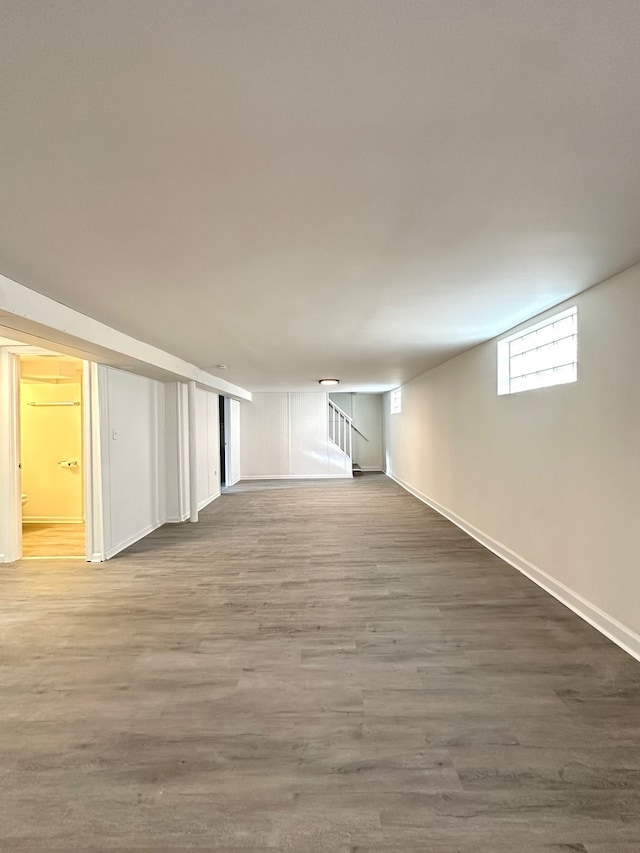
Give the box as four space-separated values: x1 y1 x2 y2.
554 316 575 339
498 307 577 395
535 322 556 347
554 363 577 384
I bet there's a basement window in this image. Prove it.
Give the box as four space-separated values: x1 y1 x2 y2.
497 306 577 395
390 387 402 414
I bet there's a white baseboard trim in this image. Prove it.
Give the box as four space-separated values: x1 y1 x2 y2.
89 551 105 563
387 472 640 663
23 517 84 524
241 474 353 480
166 512 190 524
198 492 220 512
105 520 164 560
358 466 384 472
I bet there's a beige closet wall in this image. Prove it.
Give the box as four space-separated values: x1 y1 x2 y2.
20 380 83 522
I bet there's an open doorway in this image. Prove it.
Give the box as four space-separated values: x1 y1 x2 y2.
19 354 85 558
219 395 227 488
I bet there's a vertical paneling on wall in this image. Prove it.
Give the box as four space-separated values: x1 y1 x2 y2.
240 393 289 477
164 382 190 522
289 392 328 476
240 392 351 478
195 387 220 509
99 366 165 559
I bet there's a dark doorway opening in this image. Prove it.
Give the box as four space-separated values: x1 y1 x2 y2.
218 395 226 488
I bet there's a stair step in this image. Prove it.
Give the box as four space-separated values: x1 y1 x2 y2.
352 463 363 476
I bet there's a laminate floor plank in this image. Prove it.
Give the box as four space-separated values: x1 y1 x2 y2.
0 473 639 850
21 521 85 557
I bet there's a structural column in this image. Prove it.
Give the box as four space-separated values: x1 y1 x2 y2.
0 349 20 561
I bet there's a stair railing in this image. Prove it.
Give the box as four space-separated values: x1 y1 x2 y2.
328 399 353 458
328 399 370 459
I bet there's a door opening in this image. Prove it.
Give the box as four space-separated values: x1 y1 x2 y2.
218 395 226 488
19 354 86 558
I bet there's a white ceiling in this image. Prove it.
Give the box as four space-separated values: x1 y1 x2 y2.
1 1 640 392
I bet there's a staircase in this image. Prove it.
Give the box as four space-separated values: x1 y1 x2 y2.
328 399 368 476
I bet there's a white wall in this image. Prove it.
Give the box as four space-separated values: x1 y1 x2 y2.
99 366 166 559
164 381 189 523
242 392 288 478
1 363 224 561
384 265 640 657
241 392 351 478
195 387 220 509
330 392 383 470
164 383 220 519
228 398 241 486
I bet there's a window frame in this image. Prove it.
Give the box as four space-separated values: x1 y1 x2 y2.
497 306 578 396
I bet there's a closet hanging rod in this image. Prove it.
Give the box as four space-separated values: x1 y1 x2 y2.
27 401 80 407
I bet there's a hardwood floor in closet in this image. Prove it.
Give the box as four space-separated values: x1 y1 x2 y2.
21 522 85 557
1 474 639 851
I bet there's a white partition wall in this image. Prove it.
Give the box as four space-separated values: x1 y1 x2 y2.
0 272 251 561
63 373 221 559
384 265 640 659
289 392 333 476
240 393 289 478
98 366 166 559
228 398 241 486
43 372 221 559
164 381 190 523
195 387 220 510
241 392 352 479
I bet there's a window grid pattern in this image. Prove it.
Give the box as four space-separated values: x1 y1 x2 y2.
499 307 577 395
390 387 402 414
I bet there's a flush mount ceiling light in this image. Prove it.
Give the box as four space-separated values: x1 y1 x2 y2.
319 378 339 386
215 364 228 370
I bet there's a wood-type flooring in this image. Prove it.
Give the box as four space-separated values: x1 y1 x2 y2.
1 474 639 851
22 522 86 557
